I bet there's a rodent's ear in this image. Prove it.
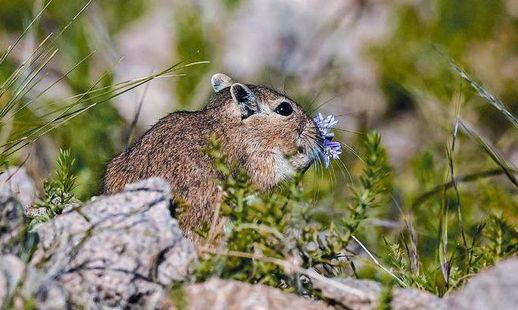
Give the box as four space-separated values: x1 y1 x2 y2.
230 83 259 119
211 73 234 92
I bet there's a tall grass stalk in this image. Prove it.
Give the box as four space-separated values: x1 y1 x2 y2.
0 0 209 167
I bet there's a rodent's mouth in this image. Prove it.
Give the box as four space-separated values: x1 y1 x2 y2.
293 139 323 173
295 120 324 168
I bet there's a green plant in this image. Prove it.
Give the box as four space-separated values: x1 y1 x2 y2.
473 215 518 268
195 131 393 295
342 132 391 244
30 149 78 225
195 135 297 288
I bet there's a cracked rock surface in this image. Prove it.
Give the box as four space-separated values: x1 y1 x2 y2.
31 178 196 308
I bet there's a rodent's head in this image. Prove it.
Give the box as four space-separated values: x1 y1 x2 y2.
208 73 323 190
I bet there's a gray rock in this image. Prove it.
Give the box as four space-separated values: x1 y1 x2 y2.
31 178 196 308
445 258 518 310
0 254 69 309
391 287 444 310
0 197 25 257
0 167 46 218
0 173 28 257
312 276 443 310
184 278 332 310
312 258 518 309
0 255 26 307
0 167 37 209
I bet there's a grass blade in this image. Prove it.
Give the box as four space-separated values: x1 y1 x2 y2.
459 120 518 188
449 61 518 129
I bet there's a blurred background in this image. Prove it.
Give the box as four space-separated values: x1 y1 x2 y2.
1 0 517 283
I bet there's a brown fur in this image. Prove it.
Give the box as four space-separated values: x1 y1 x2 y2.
103 75 321 241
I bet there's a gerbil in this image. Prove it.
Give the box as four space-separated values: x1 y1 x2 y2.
103 73 322 240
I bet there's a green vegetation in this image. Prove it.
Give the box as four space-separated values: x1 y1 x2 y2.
29 149 78 226
194 126 516 296
1 0 516 305
195 131 393 296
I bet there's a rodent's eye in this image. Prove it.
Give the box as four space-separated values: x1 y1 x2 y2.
274 102 293 116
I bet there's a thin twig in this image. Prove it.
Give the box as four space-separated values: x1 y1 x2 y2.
206 193 223 245
199 246 370 299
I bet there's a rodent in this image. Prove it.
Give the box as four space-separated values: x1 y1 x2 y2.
103 73 322 241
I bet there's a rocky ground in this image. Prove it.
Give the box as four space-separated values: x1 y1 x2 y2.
1 168 517 309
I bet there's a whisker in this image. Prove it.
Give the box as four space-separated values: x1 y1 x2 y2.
309 96 337 115
341 142 364 164
311 158 320 208
329 157 337 188
304 87 325 112
311 155 324 210
334 112 363 118
334 128 364 135
336 157 353 185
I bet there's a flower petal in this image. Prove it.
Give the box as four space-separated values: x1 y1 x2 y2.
313 113 342 168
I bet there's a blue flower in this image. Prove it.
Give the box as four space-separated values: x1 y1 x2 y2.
314 113 342 168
